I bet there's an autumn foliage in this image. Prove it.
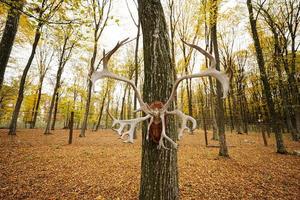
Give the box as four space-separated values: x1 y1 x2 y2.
0 129 299 199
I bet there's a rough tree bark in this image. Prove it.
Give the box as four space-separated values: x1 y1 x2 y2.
138 0 179 199
247 0 287 154
0 0 24 90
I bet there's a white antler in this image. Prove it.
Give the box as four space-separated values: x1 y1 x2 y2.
91 38 150 114
108 111 151 143
161 40 230 111
158 113 178 149
167 110 197 140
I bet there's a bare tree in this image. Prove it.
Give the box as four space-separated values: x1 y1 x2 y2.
80 0 112 137
30 42 54 129
8 0 64 135
44 26 76 134
210 0 229 157
247 0 287 153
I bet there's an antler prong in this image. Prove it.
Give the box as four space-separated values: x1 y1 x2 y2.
147 117 154 141
109 112 151 143
157 114 178 149
91 39 150 114
161 40 229 111
167 110 197 140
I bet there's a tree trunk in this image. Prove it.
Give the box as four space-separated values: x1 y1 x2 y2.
8 23 42 135
138 0 179 199
227 90 234 132
44 36 71 134
120 85 128 119
94 87 109 131
44 82 59 134
247 0 287 154
80 82 92 136
210 0 229 157
270 26 299 141
80 37 98 137
51 92 59 130
31 75 45 129
133 20 140 112
0 0 23 90
105 98 111 129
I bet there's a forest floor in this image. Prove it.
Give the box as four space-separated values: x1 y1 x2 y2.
0 128 299 200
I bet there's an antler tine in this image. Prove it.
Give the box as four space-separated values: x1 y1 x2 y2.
108 111 151 143
167 110 197 140
102 38 129 68
161 40 229 111
91 39 150 114
181 39 216 68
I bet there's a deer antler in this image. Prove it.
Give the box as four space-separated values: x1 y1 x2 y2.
108 111 151 143
167 110 197 140
159 113 178 149
161 40 230 111
91 38 150 114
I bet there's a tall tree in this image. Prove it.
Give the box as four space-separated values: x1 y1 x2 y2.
30 42 53 129
44 26 75 134
80 0 112 137
247 0 287 154
8 0 64 135
93 83 109 131
258 4 299 141
138 0 178 199
210 0 229 157
0 0 24 90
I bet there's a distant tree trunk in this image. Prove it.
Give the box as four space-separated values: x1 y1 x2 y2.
285 0 300 123
133 21 141 139
51 92 59 130
64 102 70 129
31 74 45 129
44 77 61 134
199 87 208 146
68 112 74 144
127 87 132 119
105 98 111 129
133 19 141 118
94 87 109 131
227 91 234 132
138 0 179 199
168 0 178 107
241 91 249 134
182 44 193 122
261 124 268 146
8 22 42 135
265 16 299 140
210 0 229 157
234 89 242 134
247 0 287 154
120 85 128 119
80 46 95 137
0 0 24 90
44 34 74 134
